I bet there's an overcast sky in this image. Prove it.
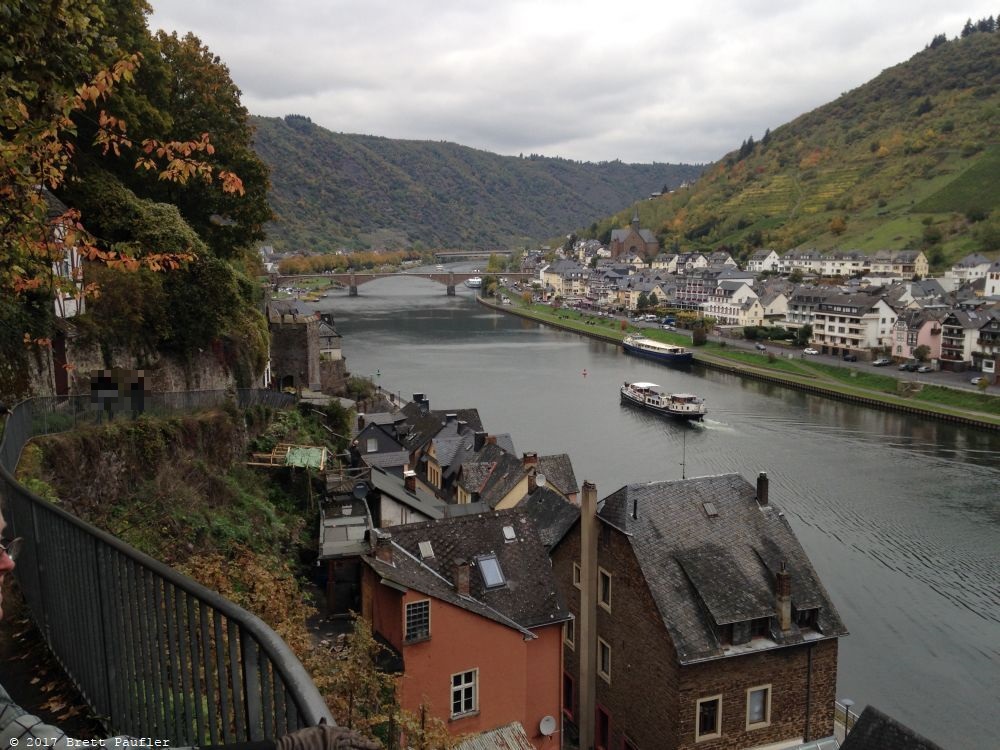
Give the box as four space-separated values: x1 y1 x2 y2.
148 1 995 164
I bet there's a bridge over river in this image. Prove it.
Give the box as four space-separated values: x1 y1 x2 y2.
277 270 537 296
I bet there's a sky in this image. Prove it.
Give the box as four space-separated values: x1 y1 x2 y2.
148 1 995 165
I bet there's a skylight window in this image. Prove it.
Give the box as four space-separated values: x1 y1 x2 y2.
477 554 506 588
418 541 434 559
502 525 517 542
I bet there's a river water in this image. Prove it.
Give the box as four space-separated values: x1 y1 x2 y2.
313 274 999 748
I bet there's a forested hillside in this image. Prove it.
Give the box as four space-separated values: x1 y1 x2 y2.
584 28 1000 268
252 115 703 250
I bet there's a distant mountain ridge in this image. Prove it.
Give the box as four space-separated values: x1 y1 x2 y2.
251 115 703 250
587 30 1000 267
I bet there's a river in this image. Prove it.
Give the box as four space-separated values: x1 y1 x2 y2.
311 273 999 749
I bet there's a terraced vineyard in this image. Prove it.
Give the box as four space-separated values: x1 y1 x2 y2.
578 31 1000 268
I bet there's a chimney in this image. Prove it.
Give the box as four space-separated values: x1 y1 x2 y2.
474 431 487 451
412 392 424 404
777 561 792 632
522 451 538 468
372 530 394 565
454 560 471 596
578 481 599 750
421 397 430 414
486 435 497 446
357 414 365 430
445 412 458 424
757 471 769 506
404 470 416 493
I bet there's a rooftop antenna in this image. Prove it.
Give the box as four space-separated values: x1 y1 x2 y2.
680 429 687 480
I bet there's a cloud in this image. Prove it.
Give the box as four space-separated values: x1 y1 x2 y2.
148 0 996 163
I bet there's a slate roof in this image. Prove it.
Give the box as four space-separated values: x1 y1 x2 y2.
359 412 396 426
443 434 517 483
361 450 410 472
596 473 847 664
954 253 991 268
520 487 579 550
473 444 529 509
537 454 578 496
839 706 944 750
398 403 484 451
364 509 569 631
610 228 657 243
368 465 444 521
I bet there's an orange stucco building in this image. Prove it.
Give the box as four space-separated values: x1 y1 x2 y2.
360 509 569 747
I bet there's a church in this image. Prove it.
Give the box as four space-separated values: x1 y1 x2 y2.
609 207 659 260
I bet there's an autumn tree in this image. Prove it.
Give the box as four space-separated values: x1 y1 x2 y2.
322 618 453 749
1 0 268 398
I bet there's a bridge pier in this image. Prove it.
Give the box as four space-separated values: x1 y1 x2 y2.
446 285 456 296
349 286 358 297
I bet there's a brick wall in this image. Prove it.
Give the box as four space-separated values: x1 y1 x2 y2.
270 317 320 389
676 639 838 750
553 522 681 749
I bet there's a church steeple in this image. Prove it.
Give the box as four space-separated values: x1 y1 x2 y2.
631 206 641 232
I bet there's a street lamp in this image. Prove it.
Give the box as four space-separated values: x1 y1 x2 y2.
840 698 855 736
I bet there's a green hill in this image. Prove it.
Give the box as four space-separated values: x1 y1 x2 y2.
251 115 703 250
585 30 1000 268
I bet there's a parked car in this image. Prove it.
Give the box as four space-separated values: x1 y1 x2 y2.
898 362 919 372
755 343 768 351
803 347 819 355
971 376 987 386
872 357 891 366
917 365 932 373
842 353 858 362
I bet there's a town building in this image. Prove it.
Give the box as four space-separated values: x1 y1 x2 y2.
360 510 570 747
747 250 781 274
811 293 897 357
554 474 846 750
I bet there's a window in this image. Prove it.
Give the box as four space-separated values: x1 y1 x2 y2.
750 617 770 639
795 608 818 629
477 555 505 588
562 672 574 719
573 563 581 589
405 600 430 642
696 695 722 741
599 568 612 611
365 437 377 453
450 669 477 718
596 706 611 750
564 615 575 649
746 685 771 729
598 638 611 683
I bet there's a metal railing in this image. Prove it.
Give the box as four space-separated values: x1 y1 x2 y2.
0 390 334 744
